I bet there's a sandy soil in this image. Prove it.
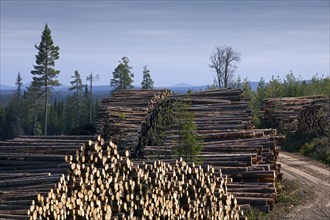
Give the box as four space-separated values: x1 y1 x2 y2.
278 152 330 220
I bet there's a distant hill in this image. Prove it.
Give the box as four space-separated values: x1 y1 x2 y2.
170 83 196 88
0 81 261 105
250 82 258 90
0 82 260 94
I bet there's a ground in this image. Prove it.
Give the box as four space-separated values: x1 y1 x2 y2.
277 152 330 220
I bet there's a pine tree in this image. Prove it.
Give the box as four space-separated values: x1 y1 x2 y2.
141 65 154 90
12 72 24 136
242 77 253 100
86 72 99 124
26 81 43 135
31 23 60 135
82 84 89 125
265 75 283 98
6 73 24 137
282 70 300 97
69 70 84 127
173 101 203 163
256 77 266 106
64 95 75 133
110 57 134 91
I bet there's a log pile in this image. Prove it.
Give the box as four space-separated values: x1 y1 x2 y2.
139 88 284 212
28 136 246 220
95 90 170 154
259 95 328 132
298 98 330 134
0 135 96 220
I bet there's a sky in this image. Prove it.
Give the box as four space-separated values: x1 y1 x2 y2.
1 0 329 87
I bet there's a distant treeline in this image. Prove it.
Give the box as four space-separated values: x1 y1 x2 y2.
237 72 329 164
238 72 329 124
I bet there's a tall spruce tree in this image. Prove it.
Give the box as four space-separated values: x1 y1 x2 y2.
256 77 266 109
26 81 43 135
14 73 24 135
69 70 84 127
9 73 24 137
110 57 134 91
173 101 203 163
141 65 154 90
266 75 283 98
31 23 60 135
86 72 98 124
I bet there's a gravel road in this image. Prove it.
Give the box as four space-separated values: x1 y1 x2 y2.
278 152 330 220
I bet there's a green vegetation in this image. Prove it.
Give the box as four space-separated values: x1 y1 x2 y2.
31 23 60 135
69 70 84 127
299 136 330 165
246 179 314 219
172 101 203 163
141 65 154 90
145 99 203 163
238 71 329 165
118 113 126 120
0 24 107 140
110 56 134 91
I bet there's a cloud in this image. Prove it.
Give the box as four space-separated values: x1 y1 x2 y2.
0 0 329 86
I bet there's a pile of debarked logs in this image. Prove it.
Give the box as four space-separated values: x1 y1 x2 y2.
28 136 246 220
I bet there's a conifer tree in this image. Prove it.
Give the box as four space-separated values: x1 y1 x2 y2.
26 81 43 135
265 75 283 98
110 57 134 91
141 65 154 90
69 70 84 127
256 77 266 109
173 101 203 163
87 72 98 124
7 73 25 137
31 23 60 135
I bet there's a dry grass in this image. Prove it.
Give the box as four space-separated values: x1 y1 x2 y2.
245 179 315 220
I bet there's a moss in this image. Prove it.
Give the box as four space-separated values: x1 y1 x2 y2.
245 209 267 220
118 113 126 119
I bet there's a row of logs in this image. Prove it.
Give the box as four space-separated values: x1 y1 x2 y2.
95 90 171 154
259 95 328 132
0 135 96 219
28 136 247 220
297 98 330 134
138 89 283 212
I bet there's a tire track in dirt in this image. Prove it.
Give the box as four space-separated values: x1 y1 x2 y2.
278 152 330 220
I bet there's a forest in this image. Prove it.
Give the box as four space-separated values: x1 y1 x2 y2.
0 26 329 220
238 72 330 164
0 24 329 164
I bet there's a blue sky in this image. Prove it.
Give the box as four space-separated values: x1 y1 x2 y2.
1 0 329 87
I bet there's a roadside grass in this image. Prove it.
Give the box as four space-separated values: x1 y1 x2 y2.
245 178 315 220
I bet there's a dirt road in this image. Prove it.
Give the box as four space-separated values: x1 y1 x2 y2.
278 152 330 220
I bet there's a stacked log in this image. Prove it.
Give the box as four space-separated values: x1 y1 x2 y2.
0 135 96 220
28 136 246 220
143 134 282 212
259 95 328 132
138 88 283 212
95 90 170 154
298 98 330 135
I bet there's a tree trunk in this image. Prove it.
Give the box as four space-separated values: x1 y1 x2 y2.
44 66 48 136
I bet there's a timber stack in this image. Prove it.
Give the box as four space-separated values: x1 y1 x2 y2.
259 95 328 132
0 135 96 220
28 136 246 220
139 88 284 212
298 98 330 135
95 90 170 154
